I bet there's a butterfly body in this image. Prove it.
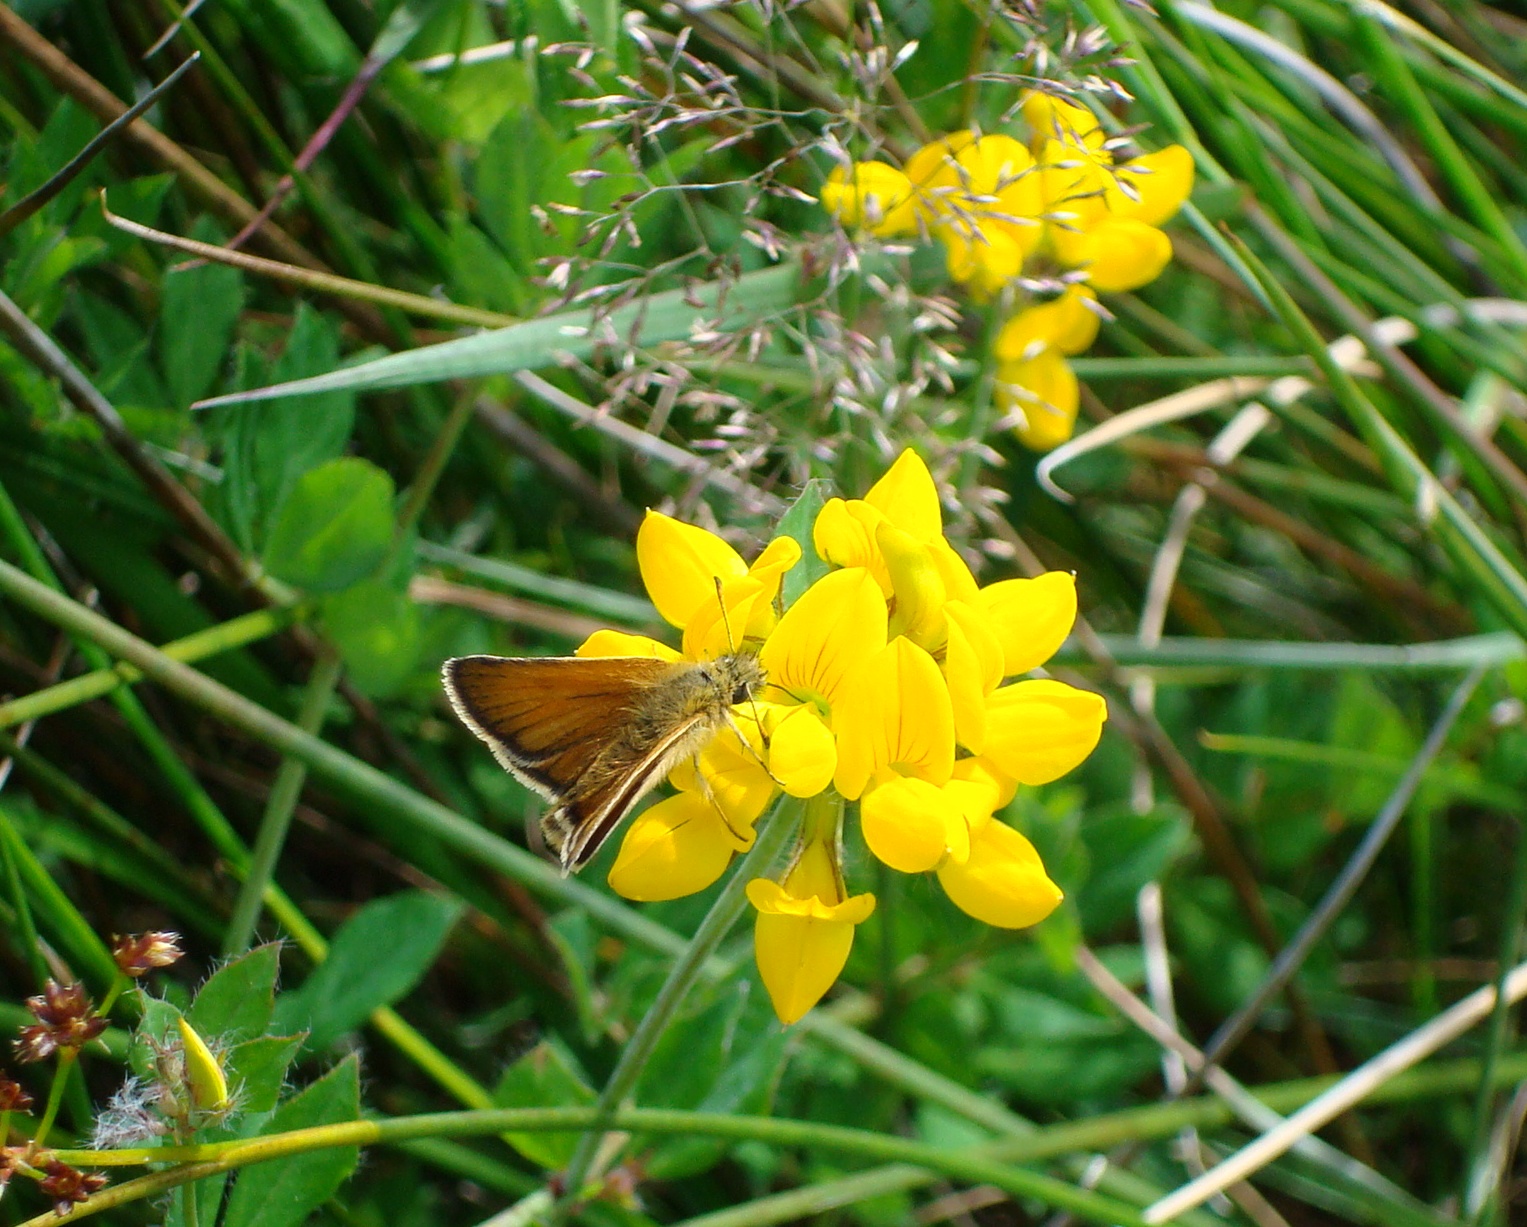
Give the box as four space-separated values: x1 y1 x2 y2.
442 652 765 873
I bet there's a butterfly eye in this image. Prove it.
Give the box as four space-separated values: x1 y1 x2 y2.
731 683 751 705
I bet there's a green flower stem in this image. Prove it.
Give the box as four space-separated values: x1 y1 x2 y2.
33 1048 77 1148
554 794 805 1216
42 1048 1527 1227
0 604 301 732
222 648 343 958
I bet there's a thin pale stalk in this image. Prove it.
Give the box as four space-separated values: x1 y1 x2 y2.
1463 817 1527 1219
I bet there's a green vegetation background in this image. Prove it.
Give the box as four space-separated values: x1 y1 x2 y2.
1 0 1527 1224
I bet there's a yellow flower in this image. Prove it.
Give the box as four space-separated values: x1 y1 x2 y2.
903 131 1046 296
975 571 1078 676
993 285 1102 451
832 635 955 800
1020 91 1109 155
994 285 1100 361
607 791 752 902
747 814 875 1025
814 450 979 652
998 349 1079 452
937 818 1063 928
757 567 888 795
635 511 800 658
177 1017 229 1112
819 162 921 236
1049 217 1174 294
982 679 1108 787
544 455 1103 1024
859 773 998 873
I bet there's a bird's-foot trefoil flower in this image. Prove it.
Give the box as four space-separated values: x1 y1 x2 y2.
578 450 1104 1023
818 90 1195 451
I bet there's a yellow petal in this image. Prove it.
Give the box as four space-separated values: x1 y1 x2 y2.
608 792 742 902
860 775 962 873
177 1018 229 1111
937 819 1063 928
1056 217 1173 293
833 637 955 800
998 350 1079 452
575 631 682 661
1035 140 1111 226
976 572 1077 675
945 601 1006 690
820 162 920 236
983 679 1106 785
691 726 777 825
905 131 978 191
878 521 947 649
768 705 838 798
863 449 942 542
1021 91 1108 154
760 567 889 708
943 614 989 753
746 535 803 590
637 511 748 629
751 910 856 1025
940 775 1001 853
813 497 890 590
682 575 767 660
937 221 1030 297
927 536 980 604
993 286 1100 362
956 754 1018 808
1108 145 1195 227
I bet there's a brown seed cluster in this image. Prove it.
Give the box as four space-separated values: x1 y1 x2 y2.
37 1160 107 1215
0 1072 32 1113
111 931 184 978
14 982 106 1064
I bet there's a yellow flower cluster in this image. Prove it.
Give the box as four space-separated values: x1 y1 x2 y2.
818 91 1195 451
577 451 1107 1024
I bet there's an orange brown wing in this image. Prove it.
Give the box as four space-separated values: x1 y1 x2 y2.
441 655 674 798
549 710 714 871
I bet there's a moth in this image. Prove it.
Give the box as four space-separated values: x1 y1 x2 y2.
441 652 765 873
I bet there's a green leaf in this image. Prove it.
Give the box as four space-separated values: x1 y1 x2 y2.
194 261 820 407
220 304 357 551
272 891 463 1051
492 1040 596 1168
225 1034 305 1115
262 457 395 592
158 218 245 408
222 1056 361 1227
1075 804 1192 930
775 478 831 605
319 578 422 697
188 943 282 1043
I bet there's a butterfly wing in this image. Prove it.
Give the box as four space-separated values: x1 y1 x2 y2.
548 710 714 871
441 655 675 799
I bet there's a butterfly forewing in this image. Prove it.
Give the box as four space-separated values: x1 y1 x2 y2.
442 655 674 796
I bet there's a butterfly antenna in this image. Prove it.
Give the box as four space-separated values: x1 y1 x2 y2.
712 578 778 779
